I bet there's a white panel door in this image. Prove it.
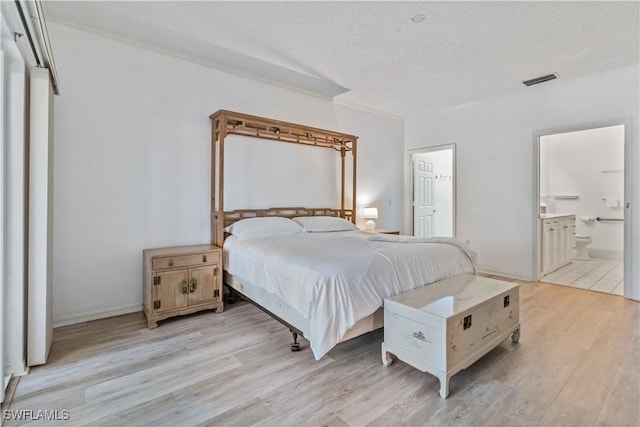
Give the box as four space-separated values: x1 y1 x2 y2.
27 68 54 366
414 157 436 237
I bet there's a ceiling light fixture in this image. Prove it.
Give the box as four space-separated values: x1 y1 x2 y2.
411 14 426 24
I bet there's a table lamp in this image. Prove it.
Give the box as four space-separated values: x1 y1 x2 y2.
363 207 379 232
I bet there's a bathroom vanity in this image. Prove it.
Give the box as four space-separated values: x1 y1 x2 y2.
540 214 576 275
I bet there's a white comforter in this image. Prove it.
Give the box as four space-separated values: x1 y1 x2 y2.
224 230 476 359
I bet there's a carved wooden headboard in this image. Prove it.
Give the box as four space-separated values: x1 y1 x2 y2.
209 110 358 247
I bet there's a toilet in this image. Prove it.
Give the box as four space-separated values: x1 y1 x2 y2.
575 235 592 260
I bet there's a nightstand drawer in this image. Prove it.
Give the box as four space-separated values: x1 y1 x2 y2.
152 252 218 270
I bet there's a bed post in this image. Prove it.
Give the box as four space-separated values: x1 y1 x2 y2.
210 111 227 247
217 113 227 246
340 147 346 217
352 138 357 224
211 114 217 246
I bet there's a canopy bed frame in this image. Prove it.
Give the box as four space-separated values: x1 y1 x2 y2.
209 110 359 351
210 110 358 247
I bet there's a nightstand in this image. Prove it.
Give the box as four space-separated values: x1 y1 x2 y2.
143 244 223 328
373 229 400 235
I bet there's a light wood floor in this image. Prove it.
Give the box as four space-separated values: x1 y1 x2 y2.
5 278 639 426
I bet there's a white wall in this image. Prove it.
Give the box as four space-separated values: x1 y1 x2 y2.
224 136 339 210
339 105 404 230
541 125 624 258
48 23 404 326
405 64 639 299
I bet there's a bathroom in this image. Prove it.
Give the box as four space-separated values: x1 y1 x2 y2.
539 124 624 295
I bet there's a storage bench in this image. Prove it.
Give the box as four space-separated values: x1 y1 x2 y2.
382 274 520 398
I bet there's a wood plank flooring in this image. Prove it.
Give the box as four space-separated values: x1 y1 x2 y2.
4 278 639 426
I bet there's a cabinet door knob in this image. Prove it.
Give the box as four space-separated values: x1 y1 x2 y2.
189 278 198 293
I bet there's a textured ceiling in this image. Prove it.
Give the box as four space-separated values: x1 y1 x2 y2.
44 1 640 117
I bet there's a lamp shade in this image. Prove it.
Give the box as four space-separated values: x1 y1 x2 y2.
363 207 379 219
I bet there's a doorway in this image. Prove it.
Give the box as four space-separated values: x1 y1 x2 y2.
409 145 456 237
535 123 629 297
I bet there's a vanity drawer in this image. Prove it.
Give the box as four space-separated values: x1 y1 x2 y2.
152 252 219 270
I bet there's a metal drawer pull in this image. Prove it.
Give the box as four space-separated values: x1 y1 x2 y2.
202 255 207 262
181 279 189 294
412 331 426 341
168 259 174 267
189 278 198 293
463 314 472 330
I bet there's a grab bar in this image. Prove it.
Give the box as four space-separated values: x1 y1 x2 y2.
596 217 623 222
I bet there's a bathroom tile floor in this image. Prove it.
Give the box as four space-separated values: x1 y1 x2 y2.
541 258 624 295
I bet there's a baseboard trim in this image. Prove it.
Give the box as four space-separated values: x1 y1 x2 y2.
476 267 533 282
4 362 27 378
587 248 624 261
53 303 142 328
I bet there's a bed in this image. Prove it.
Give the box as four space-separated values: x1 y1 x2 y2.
222 217 476 359
209 110 476 359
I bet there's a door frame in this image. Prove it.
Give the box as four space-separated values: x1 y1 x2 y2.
406 144 457 237
532 119 633 299
0 35 5 403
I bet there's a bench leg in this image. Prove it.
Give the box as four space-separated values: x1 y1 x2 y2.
439 374 450 398
511 328 520 343
381 342 394 366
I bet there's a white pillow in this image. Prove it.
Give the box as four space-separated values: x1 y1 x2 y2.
292 216 358 233
224 217 302 237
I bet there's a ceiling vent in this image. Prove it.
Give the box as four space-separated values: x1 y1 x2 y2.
522 73 559 87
